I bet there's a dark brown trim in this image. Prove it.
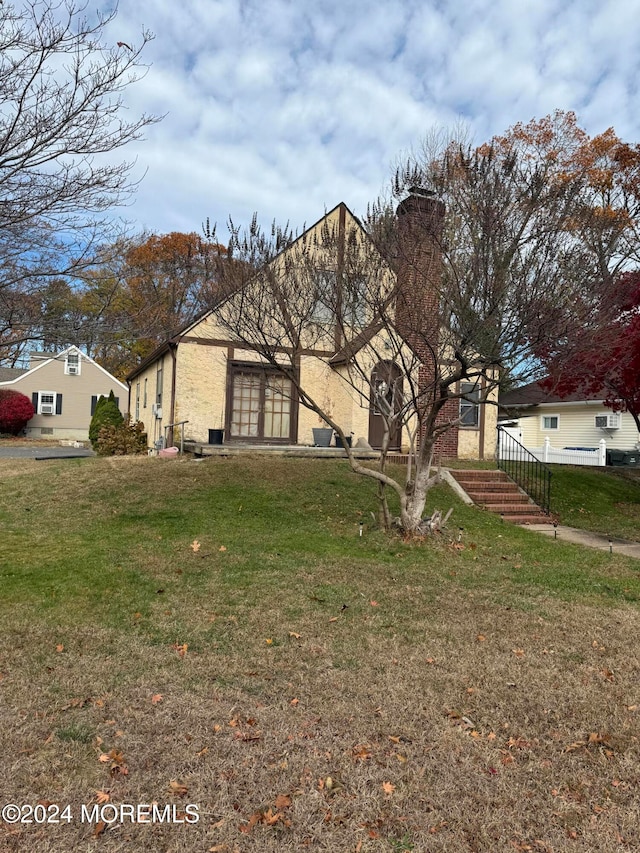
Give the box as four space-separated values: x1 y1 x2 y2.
291 354 301 442
224 360 298 444
478 376 486 460
335 203 346 352
169 344 177 447
178 335 335 359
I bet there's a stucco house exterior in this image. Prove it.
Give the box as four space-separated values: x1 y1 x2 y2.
0 345 127 441
127 199 498 460
500 381 640 452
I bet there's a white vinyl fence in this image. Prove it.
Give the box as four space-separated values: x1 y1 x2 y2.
498 434 607 467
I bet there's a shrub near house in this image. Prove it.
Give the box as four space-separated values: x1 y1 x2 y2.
89 391 123 449
0 389 35 435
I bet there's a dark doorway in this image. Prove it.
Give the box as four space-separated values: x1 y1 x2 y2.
368 361 403 450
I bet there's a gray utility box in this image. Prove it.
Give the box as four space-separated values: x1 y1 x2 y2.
606 449 640 466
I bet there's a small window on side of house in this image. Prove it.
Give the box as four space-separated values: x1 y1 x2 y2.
459 382 480 428
65 352 80 375
541 415 559 430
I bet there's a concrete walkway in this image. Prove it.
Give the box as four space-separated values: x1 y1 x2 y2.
0 446 95 459
526 523 640 560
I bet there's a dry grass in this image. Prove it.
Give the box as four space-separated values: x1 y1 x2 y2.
0 456 639 852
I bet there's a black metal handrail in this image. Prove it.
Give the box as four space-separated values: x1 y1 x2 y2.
496 426 552 515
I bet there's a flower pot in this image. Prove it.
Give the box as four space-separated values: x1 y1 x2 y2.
208 428 224 445
312 427 333 447
334 433 352 447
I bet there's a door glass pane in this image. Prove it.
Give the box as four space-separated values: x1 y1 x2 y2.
264 375 291 439
231 372 261 437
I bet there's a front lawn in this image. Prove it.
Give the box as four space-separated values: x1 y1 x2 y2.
550 464 640 540
0 456 638 852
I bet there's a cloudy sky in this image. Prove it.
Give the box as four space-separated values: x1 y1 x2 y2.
104 0 640 239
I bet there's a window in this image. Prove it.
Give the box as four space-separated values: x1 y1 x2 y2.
156 362 163 406
310 271 336 325
541 415 559 430
65 351 81 375
35 391 61 415
459 382 480 428
135 382 140 421
343 276 367 327
143 378 148 408
228 366 293 442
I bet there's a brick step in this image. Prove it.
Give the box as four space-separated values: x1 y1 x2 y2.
467 491 531 504
449 469 551 526
452 470 509 481
482 502 546 515
502 514 551 525
458 481 522 493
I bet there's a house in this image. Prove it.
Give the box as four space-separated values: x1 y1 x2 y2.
0 345 128 441
126 197 498 459
500 381 640 452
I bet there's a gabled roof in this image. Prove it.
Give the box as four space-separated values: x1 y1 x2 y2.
500 380 606 407
0 366 27 382
0 345 127 390
127 201 392 381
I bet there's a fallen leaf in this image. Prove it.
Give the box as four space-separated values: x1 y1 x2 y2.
382 781 396 795
95 791 110 804
56 644 64 653
169 780 188 797
172 643 188 658
512 648 525 657
219 545 227 552
274 794 292 809
190 540 201 552
93 821 106 838
290 698 299 706
288 631 301 639
370 600 379 607
352 744 372 761
328 617 339 623
265 638 273 645
151 694 163 705
476 634 486 642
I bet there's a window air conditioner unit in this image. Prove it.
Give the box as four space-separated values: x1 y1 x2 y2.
67 364 79 375
595 413 620 429
152 403 162 419
40 403 54 415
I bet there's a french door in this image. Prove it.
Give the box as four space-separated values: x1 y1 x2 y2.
228 366 294 442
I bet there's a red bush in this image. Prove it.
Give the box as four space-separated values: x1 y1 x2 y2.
0 389 35 435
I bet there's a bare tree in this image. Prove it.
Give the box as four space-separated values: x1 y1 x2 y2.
0 0 158 361
201 118 629 535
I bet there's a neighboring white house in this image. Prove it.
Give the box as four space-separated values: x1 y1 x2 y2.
0 346 128 441
500 381 640 463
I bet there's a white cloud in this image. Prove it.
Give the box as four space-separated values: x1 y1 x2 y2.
100 0 640 237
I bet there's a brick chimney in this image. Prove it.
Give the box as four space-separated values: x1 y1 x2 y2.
395 188 459 457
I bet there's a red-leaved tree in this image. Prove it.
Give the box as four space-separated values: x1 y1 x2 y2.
0 390 35 435
541 271 640 435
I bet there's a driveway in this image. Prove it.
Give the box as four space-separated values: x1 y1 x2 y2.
0 446 95 459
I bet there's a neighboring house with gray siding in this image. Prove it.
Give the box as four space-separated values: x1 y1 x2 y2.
0 346 127 441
